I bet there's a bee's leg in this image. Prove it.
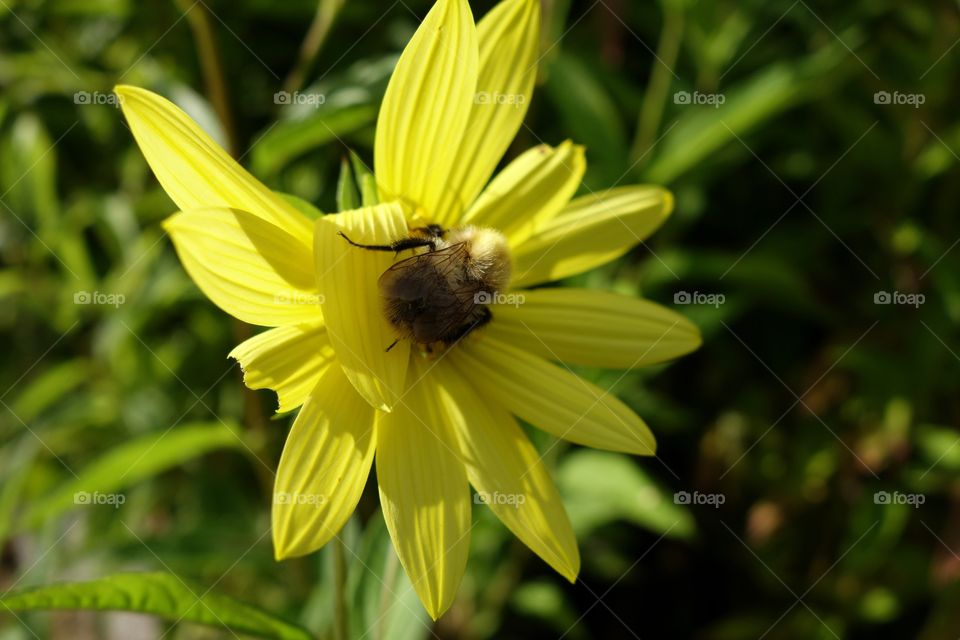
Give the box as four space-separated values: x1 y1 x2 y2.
409 224 446 238
443 307 493 345
472 305 493 329
338 232 436 253
391 237 438 252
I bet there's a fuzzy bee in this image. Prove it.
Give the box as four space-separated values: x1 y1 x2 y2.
338 224 511 350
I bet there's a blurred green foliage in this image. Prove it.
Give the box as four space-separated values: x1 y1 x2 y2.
1 0 959 638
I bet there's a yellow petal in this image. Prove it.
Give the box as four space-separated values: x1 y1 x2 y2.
164 208 321 326
115 85 312 246
432 357 579 581
314 203 411 412
452 335 656 455
445 0 540 223
273 365 376 559
229 323 334 413
486 288 701 368
377 359 470 620
461 141 585 244
374 0 479 224
510 186 673 288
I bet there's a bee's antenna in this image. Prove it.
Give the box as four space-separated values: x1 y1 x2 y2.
385 338 400 352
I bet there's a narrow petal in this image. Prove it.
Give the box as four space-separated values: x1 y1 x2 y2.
432 357 579 581
115 85 312 246
445 0 540 221
314 203 411 411
374 0 479 224
485 289 701 368
461 141 584 244
510 186 673 288
273 365 376 559
377 359 470 619
229 323 334 413
451 335 656 455
164 208 321 326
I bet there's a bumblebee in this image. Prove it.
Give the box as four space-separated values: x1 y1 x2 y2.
339 224 511 350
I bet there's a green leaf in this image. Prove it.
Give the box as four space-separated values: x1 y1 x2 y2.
0 572 313 640
348 516 430 640
249 55 395 177
251 103 377 177
349 150 379 207
544 52 627 185
8 359 90 424
917 424 960 472
642 37 857 183
278 192 324 220
2 114 95 283
19 421 245 529
511 581 583 638
336 156 360 211
0 437 40 545
557 450 695 539
3 113 59 231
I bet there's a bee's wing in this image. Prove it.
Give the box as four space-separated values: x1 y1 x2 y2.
379 244 479 342
378 243 468 299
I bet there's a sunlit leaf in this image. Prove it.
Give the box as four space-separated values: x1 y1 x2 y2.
20 422 245 529
0 572 313 640
557 450 695 539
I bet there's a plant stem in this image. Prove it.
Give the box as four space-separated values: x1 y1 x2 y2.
178 0 274 494
376 547 399 640
283 0 346 95
333 536 348 640
630 4 684 171
178 0 239 157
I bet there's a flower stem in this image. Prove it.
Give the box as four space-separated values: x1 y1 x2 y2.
282 0 346 95
376 548 400 640
630 4 685 169
333 536 348 640
177 0 239 157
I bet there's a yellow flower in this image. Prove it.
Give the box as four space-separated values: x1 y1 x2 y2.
117 0 700 619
